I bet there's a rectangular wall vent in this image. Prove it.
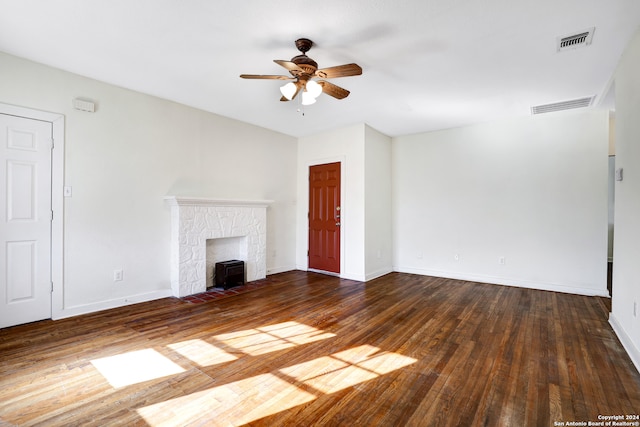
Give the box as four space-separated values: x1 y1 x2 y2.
531 96 595 115
557 27 595 51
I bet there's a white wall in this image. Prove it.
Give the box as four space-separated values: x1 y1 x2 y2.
297 124 366 280
0 51 297 317
364 125 393 280
296 123 394 282
0 45 620 333
392 110 609 296
610 28 640 372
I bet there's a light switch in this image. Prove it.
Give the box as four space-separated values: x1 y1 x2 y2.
64 186 73 197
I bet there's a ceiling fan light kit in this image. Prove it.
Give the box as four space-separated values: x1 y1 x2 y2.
305 80 322 98
240 38 362 107
301 91 317 106
279 82 297 100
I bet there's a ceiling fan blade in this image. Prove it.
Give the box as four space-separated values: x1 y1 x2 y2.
239 74 294 80
274 60 303 73
315 63 362 79
318 81 350 99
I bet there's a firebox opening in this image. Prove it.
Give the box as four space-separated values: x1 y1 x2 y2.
206 236 248 288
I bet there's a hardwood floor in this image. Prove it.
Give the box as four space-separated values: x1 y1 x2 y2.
1 271 638 426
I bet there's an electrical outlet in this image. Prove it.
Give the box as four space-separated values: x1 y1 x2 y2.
454 254 459 262
499 257 506 265
417 251 423 259
113 269 123 282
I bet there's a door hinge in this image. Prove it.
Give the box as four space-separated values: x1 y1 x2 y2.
50 210 54 221
51 282 54 293
47 137 54 150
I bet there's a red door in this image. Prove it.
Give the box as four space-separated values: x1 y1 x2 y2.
308 162 341 274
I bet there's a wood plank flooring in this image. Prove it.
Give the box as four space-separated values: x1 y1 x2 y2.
1 271 639 426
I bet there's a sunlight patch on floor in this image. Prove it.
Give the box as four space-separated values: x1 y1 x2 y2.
136 343 417 425
91 349 185 388
213 321 336 356
98 322 415 425
280 344 417 394
167 339 238 367
281 355 378 393
136 372 316 426
258 321 337 345
334 344 417 375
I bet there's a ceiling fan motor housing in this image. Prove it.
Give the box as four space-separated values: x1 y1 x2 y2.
292 39 318 75
291 55 318 76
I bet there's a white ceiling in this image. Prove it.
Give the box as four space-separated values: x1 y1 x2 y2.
1 0 639 137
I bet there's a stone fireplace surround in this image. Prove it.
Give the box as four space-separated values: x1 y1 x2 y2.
164 196 272 297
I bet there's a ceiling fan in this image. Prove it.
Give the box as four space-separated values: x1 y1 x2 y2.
240 38 362 105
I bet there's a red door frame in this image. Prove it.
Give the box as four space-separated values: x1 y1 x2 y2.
308 162 341 274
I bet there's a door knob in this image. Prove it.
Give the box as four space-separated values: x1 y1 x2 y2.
336 222 341 226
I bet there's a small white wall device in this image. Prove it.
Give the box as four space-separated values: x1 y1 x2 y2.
73 98 96 112
615 168 623 182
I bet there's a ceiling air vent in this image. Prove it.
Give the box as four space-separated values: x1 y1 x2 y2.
531 96 595 115
557 27 595 51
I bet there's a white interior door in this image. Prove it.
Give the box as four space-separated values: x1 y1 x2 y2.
0 113 53 328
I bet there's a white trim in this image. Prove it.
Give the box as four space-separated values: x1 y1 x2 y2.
164 196 273 208
365 267 393 282
302 156 346 276
0 103 65 321
340 271 366 282
266 265 296 275
308 268 341 277
54 290 173 319
609 314 640 374
393 266 610 297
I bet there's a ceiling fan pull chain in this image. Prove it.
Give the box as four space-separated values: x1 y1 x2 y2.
297 91 305 116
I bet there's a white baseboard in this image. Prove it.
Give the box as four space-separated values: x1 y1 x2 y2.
365 267 394 281
314 268 392 282
341 272 366 281
266 265 297 275
609 313 640 374
53 289 174 320
393 266 609 297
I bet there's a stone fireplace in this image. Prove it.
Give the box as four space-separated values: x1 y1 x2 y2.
164 197 271 297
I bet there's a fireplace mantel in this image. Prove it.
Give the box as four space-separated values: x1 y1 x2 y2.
164 196 273 208
165 196 272 297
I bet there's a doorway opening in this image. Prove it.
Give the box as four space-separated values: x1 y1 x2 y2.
607 154 615 298
308 162 341 275
0 103 64 328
